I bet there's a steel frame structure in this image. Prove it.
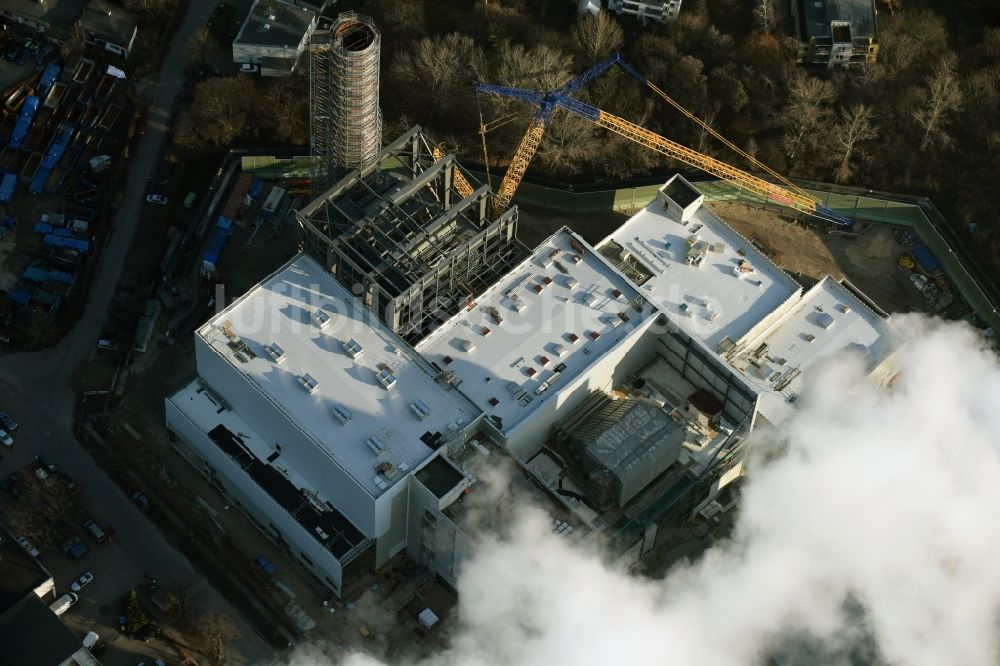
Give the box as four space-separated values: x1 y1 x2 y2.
297 127 529 343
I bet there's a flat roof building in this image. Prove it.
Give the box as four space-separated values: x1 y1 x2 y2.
79 0 138 58
597 175 803 354
417 227 658 460
727 275 894 426
791 0 878 69
167 254 481 596
232 0 318 76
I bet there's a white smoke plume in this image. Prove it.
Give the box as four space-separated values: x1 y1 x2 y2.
278 316 1000 666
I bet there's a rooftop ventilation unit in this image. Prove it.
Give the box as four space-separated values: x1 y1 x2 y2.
298 373 319 393
366 435 386 455
315 526 329 541
332 403 353 424
410 400 431 420
581 292 597 306
264 342 286 363
376 368 397 390
343 338 364 358
460 339 475 353
311 309 331 328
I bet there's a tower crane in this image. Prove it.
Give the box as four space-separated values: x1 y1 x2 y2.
475 55 852 228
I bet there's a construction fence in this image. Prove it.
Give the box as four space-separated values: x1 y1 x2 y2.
241 154 1000 332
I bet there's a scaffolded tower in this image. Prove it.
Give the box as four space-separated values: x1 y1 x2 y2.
309 12 382 190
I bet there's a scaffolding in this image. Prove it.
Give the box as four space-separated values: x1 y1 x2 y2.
309 12 382 192
297 127 530 344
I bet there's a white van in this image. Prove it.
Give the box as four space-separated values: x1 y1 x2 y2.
82 631 99 649
50 592 78 616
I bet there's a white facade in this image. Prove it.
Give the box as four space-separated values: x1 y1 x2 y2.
609 0 683 22
166 254 480 596
416 227 658 460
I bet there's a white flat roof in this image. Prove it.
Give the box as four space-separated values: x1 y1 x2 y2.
416 228 654 432
197 254 480 497
737 276 891 425
599 195 801 350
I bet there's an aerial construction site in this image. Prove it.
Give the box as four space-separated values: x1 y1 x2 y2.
3 2 998 664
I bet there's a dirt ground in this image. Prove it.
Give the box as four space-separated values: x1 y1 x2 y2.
707 202 932 315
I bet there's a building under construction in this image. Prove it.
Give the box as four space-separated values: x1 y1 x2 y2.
296 126 529 343
309 12 382 189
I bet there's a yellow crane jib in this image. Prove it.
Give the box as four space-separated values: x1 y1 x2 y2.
432 146 475 200
475 55 852 227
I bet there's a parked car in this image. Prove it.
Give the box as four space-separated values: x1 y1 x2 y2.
70 571 94 592
82 631 99 649
145 194 167 205
63 537 88 559
0 429 12 448
49 592 78 616
131 490 150 509
83 519 108 544
0 410 17 431
239 62 259 73
16 536 40 558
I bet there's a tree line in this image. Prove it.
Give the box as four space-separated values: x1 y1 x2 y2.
172 0 1000 272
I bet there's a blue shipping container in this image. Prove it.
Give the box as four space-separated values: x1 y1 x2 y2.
0 173 16 204
912 244 941 274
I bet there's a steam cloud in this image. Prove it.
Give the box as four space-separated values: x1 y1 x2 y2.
278 316 1000 666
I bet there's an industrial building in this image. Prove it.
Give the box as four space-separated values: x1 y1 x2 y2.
609 0 683 23
78 0 138 58
415 227 659 461
309 12 383 185
232 0 318 77
166 254 482 596
172 164 895 594
791 0 878 69
297 126 529 344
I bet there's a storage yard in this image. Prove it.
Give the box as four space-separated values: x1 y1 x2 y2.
0 50 136 347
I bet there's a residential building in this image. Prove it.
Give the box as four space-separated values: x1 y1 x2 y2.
232 0 318 77
0 525 100 665
609 0 683 23
791 0 878 69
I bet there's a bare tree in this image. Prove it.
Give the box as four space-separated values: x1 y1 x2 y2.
405 33 485 96
914 54 963 150
881 0 904 14
185 27 218 74
196 612 238 666
496 41 573 92
59 22 89 59
833 104 878 183
753 0 777 34
123 0 180 17
572 11 624 62
182 77 256 148
781 72 836 168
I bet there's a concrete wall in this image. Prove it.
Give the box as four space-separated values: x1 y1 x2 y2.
165 396 346 595
194 337 377 537
405 475 472 589
505 315 660 461
374 477 409 568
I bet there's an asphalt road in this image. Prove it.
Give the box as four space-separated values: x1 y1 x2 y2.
0 2 272 663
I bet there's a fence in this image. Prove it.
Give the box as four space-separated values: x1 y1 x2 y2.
241 154 1000 332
